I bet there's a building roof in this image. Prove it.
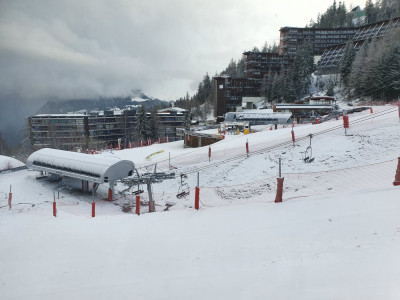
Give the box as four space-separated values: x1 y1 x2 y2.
308 96 336 101
26 148 134 183
33 114 87 118
279 26 357 32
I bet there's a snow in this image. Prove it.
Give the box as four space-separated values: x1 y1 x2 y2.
0 155 25 171
1 104 400 299
158 107 187 113
131 96 148 103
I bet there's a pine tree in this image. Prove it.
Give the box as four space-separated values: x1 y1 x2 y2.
339 41 356 87
282 75 297 102
365 0 378 24
183 111 191 130
202 73 212 103
260 74 269 102
270 71 283 103
349 41 369 96
289 42 315 98
236 57 246 77
326 80 335 96
134 106 149 141
261 42 268 53
148 111 159 139
223 59 237 76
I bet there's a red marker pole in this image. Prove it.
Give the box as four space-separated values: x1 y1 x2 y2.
53 201 57 217
8 185 12 210
136 195 140 215
195 172 200 210
208 146 211 163
291 128 295 145
52 191 57 217
195 187 200 210
92 201 95 218
398 99 400 119
246 139 249 158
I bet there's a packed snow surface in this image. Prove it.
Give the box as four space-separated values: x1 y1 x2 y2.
1 105 400 299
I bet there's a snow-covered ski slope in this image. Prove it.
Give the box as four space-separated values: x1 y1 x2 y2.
1 105 400 299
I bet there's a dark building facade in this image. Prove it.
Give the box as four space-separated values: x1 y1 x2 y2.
29 108 188 151
279 26 357 56
213 76 257 120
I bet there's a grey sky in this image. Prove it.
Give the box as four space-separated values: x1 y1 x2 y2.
0 0 366 100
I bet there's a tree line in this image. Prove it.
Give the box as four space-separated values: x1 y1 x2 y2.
309 0 400 28
260 43 315 104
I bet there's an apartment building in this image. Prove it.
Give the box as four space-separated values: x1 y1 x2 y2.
29 114 88 151
28 108 187 151
279 26 357 56
213 76 258 120
156 107 187 141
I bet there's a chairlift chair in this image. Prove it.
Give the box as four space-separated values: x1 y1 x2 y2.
176 174 190 199
302 134 315 163
133 186 144 196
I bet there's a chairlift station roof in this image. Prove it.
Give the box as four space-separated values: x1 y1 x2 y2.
26 148 134 184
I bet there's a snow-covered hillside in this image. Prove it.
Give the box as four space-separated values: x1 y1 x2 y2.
1 104 400 299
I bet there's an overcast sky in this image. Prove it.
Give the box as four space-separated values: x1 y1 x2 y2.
0 0 367 102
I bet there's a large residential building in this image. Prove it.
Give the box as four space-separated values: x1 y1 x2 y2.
28 107 188 151
213 76 258 120
279 26 357 56
243 51 292 88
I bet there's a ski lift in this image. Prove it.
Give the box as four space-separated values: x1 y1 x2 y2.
176 174 190 199
302 134 315 163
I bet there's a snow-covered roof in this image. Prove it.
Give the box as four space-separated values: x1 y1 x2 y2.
157 107 187 114
26 148 134 183
236 112 292 120
275 105 334 109
33 114 86 117
226 110 292 121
